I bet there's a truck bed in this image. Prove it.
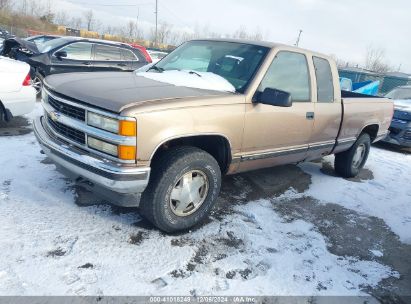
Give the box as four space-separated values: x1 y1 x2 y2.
336 91 393 152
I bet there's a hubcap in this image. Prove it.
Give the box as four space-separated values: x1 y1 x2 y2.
32 76 42 95
170 170 209 217
352 144 366 168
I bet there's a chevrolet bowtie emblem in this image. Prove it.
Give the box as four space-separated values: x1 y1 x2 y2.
49 111 60 122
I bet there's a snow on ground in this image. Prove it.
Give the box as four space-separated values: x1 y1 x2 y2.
299 149 411 244
0 106 407 296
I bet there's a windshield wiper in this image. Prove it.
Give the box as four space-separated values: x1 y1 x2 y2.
147 65 164 73
188 70 202 77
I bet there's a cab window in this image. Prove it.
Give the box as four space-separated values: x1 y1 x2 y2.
258 51 311 102
313 56 334 102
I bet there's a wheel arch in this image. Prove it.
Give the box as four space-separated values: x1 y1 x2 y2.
150 134 233 174
360 124 379 141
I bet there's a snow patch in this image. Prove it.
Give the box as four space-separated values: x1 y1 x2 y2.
136 70 236 93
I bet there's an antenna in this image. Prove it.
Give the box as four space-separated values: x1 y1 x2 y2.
155 0 158 47
295 29 303 47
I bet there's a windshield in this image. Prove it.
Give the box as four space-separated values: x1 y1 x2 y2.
154 40 269 93
385 87 411 100
37 37 74 53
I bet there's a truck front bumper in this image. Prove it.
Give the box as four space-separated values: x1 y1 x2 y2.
33 116 150 204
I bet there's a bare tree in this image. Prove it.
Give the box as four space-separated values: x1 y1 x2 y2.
69 17 82 29
330 54 349 69
230 26 263 41
126 20 136 38
55 11 69 26
365 45 392 73
150 22 172 45
0 0 12 11
83 9 95 31
232 26 248 39
28 0 46 17
18 0 28 15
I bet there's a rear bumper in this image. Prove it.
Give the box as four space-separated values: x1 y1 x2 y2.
33 116 151 197
1 86 36 118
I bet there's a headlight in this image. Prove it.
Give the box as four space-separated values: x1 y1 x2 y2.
87 112 119 134
87 136 136 160
87 137 118 156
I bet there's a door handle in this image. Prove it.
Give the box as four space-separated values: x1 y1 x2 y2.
82 62 92 66
306 112 315 120
117 63 127 67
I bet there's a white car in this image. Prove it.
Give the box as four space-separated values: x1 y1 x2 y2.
0 56 36 121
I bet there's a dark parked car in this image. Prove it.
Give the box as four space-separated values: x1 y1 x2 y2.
382 85 411 148
0 27 12 39
25 34 60 45
1 37 149 94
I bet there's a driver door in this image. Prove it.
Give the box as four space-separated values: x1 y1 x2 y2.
239 50 315 172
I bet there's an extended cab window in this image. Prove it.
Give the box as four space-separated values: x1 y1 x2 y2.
258 51 310 102
58 42 92 60
95 45 122 61
313 56 334 102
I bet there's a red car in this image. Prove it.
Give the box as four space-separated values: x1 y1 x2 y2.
128 43 152 63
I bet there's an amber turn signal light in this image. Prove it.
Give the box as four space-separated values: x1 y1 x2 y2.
119 120 137 136
118 145 136 160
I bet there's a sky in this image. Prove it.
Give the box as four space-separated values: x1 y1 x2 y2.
25 0 411 72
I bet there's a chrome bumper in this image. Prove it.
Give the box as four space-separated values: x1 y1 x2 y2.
33 116 150 195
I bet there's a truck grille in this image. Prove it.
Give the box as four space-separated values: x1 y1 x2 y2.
48 95 86 121
404 130 411 140
47 116 86 145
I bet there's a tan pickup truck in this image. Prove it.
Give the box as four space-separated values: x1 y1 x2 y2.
34 39 393 232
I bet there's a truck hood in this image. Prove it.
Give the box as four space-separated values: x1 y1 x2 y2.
44 72 232 113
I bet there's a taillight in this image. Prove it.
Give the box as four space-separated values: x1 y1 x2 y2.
22 73 31 86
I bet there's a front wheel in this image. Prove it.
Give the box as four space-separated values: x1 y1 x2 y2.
140 146 222 233
334 133 371 178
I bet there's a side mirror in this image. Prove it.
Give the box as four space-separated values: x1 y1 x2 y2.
54 51 67 59
256 88 292 107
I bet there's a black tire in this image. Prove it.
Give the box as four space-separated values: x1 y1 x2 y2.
140 146 222 233
334 133 371 178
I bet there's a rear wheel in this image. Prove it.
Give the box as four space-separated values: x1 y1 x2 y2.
140 146 222 233
334 133 371 178
32 73 44 96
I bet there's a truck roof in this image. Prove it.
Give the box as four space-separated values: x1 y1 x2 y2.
191 38 332 60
